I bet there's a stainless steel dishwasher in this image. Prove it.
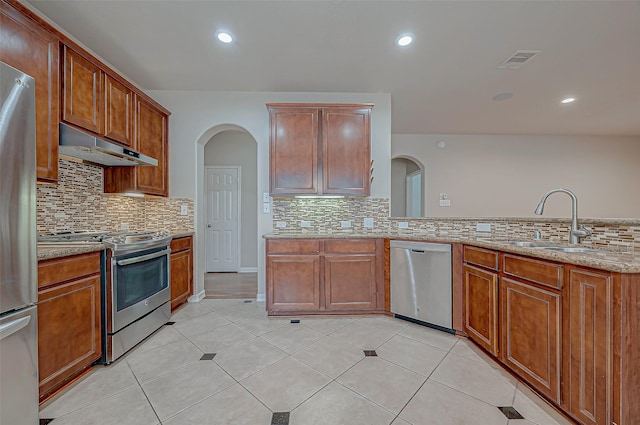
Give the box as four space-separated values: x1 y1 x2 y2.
390 241 453 331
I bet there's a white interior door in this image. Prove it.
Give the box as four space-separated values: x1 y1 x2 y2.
206 167 240 272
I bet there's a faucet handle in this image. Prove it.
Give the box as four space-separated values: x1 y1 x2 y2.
571 225 591 238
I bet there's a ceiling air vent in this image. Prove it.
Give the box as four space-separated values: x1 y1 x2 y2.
497 50 540 69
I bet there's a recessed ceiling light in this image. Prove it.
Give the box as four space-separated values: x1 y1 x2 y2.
396 34 413 47
216 31 233 43
561 97 576 104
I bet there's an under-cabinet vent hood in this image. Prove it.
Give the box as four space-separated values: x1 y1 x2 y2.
58 123 158 167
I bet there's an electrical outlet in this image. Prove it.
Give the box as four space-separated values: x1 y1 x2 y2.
398 222 409 229
340 220 352 228
180 204 189 215
120 223 130 231
263 203 271 213
276 221 287 228
476 223 492 232
263 193 270 203
300 221 311 228
363 218 374 228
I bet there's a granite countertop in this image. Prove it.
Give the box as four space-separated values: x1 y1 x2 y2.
264 233 640 273
37 243 105 261
37 231 195 261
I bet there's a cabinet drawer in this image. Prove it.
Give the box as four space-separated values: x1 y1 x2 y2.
38 252 101 289
464 246 499 271
267 240 321 255
170 236 192 253
324 239 377 254
503 254 563 289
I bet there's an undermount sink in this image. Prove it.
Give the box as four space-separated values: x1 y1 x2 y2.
495 241 557 248
542 246 607 254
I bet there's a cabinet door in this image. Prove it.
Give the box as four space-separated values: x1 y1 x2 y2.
37 274 101 401
322 107 371 195
464 264 499 355
267 255 320 312
269 107 319 195
170 248 193 311
62 46 103 134
501 277 561 403
324 254 377 311
567 269 612 425
135 96 168 196
1 3 59 182
104 74 133 146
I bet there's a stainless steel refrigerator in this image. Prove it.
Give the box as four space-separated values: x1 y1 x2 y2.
0 62 40 424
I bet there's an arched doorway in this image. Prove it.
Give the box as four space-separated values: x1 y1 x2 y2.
202 127 258 299
391 157 425 217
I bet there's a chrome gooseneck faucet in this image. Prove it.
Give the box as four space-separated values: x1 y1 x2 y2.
534 188 591 244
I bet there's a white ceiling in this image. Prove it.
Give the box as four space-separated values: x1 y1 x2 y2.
28 0 640 136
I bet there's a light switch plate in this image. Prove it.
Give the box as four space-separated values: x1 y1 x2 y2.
263 193 270 203
276 221 287 228
263 203 270 213
300 221 311 228
439 200 451 207
180 204 189 215
398 222 409 229
340 220 352 228
363 218 374 228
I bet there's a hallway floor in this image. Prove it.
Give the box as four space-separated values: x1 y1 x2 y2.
204 272 257 299
39 300 572 425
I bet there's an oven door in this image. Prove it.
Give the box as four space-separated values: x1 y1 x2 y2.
111 246 170 332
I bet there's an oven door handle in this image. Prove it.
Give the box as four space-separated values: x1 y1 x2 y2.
116 249 170 266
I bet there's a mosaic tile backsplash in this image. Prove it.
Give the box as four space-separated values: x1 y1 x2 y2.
36 159 194 234
272 198 640 251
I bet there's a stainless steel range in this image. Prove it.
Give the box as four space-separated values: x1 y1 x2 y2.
102 230 172 363
38 229 173 363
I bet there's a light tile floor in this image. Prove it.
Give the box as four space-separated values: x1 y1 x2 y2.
40 300 573 425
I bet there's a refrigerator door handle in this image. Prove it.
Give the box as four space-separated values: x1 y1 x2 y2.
0 316 31 341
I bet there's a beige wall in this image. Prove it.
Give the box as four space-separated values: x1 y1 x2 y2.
392 134 640 218
204 131 258 269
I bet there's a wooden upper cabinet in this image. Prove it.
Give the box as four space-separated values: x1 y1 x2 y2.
269 107 319 195
104 74 133 146
104 96 169 197
268 103 373 196
62 46 103 134
135 96 168 196
1 2 59 182
322 107 371 195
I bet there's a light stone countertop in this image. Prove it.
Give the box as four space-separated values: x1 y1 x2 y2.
263 233 640 274
37 231 195 261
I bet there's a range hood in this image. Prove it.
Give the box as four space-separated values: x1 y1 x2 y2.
58 123 158 167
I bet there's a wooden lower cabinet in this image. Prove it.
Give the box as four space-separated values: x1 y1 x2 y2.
463 264 499 355
566 268 612 425
501 277 561 403
37 253 101 402
266 238 383 315
267 255 321 312
170 236 193 311
324 254 377 311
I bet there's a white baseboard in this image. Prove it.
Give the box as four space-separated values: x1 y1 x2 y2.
239 267 258 273
188 290 206 303
256 293 265 302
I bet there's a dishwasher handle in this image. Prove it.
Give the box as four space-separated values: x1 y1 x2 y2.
411 249 425 254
